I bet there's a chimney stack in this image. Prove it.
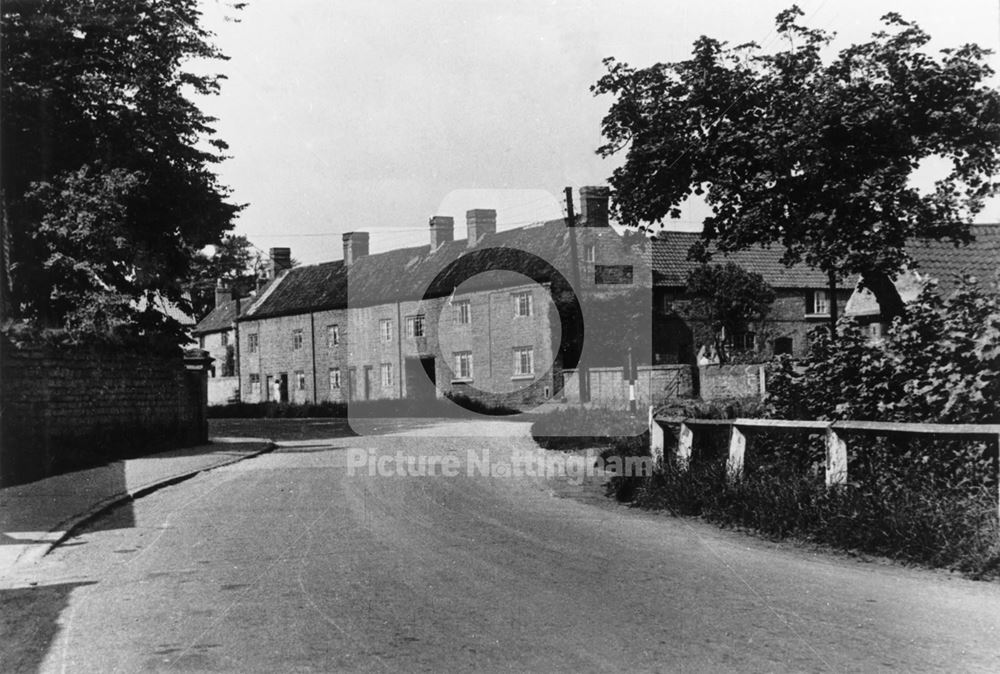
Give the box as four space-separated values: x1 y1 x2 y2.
342 232 370 267
214 278 231 309
429 216 454 250
579 186 610 227
268 247 292 279
466 209 497 246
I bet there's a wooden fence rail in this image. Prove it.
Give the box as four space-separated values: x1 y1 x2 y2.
648 408 1000 515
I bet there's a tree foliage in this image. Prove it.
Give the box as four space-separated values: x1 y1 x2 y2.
593 6 1000 320
684 262 775 359
1 0 242 342
186 234 261 319
767 276 1000 424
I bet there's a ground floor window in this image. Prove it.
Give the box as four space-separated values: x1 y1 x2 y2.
249 373 260 395
295 370 306 391
330 368 341 391
381 362 393 387
513 346 534 376
454 351 473 379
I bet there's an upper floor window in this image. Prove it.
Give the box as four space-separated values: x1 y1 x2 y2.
454 300 471 325
806 290 831 316
405 314 425 338
198 335 205 349
220 332 229 347
513 346 534 377
583 243 596 263
379 318 393 342
513 291 533 317
248 333 259 354
327 324 340 347
292 329 303 350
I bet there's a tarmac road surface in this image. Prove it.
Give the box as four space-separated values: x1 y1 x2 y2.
3 418 1000 672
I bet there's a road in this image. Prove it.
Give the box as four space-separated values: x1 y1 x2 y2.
3 419 1000 672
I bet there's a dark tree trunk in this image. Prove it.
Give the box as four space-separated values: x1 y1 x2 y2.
859 271 906 323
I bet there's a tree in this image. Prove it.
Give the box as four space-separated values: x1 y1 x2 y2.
1 0 243 343
684 262 775 362
186 234 262 320
593 6 1000 327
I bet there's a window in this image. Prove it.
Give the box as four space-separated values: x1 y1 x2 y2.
329 368 341 391
249 373 261 395
727 332 756 351
380 318 393 342
513 346 534 377
380 362 393 387
248 333 259 354
221 332 229 347
454 351 473 380
405 314 425 337
513 291 533 317
198 335 205 349
773 337 794 356
866 322 885 342
327 324 340 347
295 370 306 391
454 300 471 325
583 243 596 263
292 328 303 350
807 290 831 316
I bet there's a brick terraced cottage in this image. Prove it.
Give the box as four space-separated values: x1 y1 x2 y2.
230 187 652 409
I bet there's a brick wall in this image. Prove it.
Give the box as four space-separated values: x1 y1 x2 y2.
562 365 694 408
698 363 766 400
0 341 208 486
655 287 852 361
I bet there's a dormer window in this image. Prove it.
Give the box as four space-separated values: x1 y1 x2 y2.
806 290 831 317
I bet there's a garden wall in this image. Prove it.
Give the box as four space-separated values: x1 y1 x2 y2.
0 340 210 486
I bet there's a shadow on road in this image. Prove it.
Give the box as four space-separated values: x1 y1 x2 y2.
0 580 97 672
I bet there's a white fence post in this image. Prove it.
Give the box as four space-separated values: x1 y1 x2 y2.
825 427 848 486
678 422 693 468
727 426 746 479
648 406 664 465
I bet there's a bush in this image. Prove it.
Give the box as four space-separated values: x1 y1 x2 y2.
634 451 1000 578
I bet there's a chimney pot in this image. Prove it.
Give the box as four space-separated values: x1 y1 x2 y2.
429 216 454 250
342 232 370 267
214 278 231 309
466 209 497 246
579 186 611 228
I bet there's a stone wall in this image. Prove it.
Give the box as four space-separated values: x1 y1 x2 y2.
698 363 766 400
562 365 694 408
0 341 209 486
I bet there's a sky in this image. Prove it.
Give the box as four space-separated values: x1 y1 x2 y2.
194 0 1000 265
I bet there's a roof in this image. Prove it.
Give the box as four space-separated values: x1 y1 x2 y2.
242 218 651 321
193 298 242 335
651 232 837 288
906 224 1000 293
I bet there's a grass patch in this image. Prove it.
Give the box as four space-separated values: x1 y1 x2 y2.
630 433 1000 579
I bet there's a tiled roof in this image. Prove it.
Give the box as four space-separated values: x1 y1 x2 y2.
651 232 837 288
907 224 1000 293
243 218 648 320
192 297 241 335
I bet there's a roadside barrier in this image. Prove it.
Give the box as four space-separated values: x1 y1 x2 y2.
648 407 1000 515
